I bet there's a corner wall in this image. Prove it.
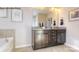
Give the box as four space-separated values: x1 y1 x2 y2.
59 8 79 50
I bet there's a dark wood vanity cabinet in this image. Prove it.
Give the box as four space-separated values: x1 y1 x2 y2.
32 28 66 50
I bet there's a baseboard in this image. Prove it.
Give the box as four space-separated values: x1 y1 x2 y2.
15 44 32 48
65 43 79 51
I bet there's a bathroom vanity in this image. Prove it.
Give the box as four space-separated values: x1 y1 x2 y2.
32 27 66 50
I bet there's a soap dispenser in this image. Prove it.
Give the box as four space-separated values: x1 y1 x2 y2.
60 18 64 27
53 20 56 26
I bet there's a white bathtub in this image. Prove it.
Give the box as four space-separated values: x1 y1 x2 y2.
0 37 13 52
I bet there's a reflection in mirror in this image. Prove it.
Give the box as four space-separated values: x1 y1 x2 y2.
32 7 60 28
32 7 52 28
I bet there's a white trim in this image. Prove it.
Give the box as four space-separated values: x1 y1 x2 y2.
65 43 79 51
15 44 32 48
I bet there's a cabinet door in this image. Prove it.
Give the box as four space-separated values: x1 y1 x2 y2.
34 30 49 49
57 30 66 44
41 30 49 47
34 30 43 49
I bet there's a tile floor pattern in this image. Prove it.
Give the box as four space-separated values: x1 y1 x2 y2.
14 45 79 52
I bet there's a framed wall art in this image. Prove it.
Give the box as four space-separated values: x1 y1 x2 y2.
11 8 23 22
69 8 79 21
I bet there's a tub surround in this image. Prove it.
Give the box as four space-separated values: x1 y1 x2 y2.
0 29 15 51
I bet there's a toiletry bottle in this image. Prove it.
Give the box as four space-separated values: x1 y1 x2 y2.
53 20 56 26
60 19 64 27
60 19 64 25
41 22 43 27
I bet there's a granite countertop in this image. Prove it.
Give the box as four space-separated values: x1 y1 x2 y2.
32 27 66 30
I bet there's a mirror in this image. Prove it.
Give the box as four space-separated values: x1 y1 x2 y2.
32 7 59 28
32 7 53 28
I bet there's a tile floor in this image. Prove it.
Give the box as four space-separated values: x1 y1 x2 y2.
14 45 79 52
